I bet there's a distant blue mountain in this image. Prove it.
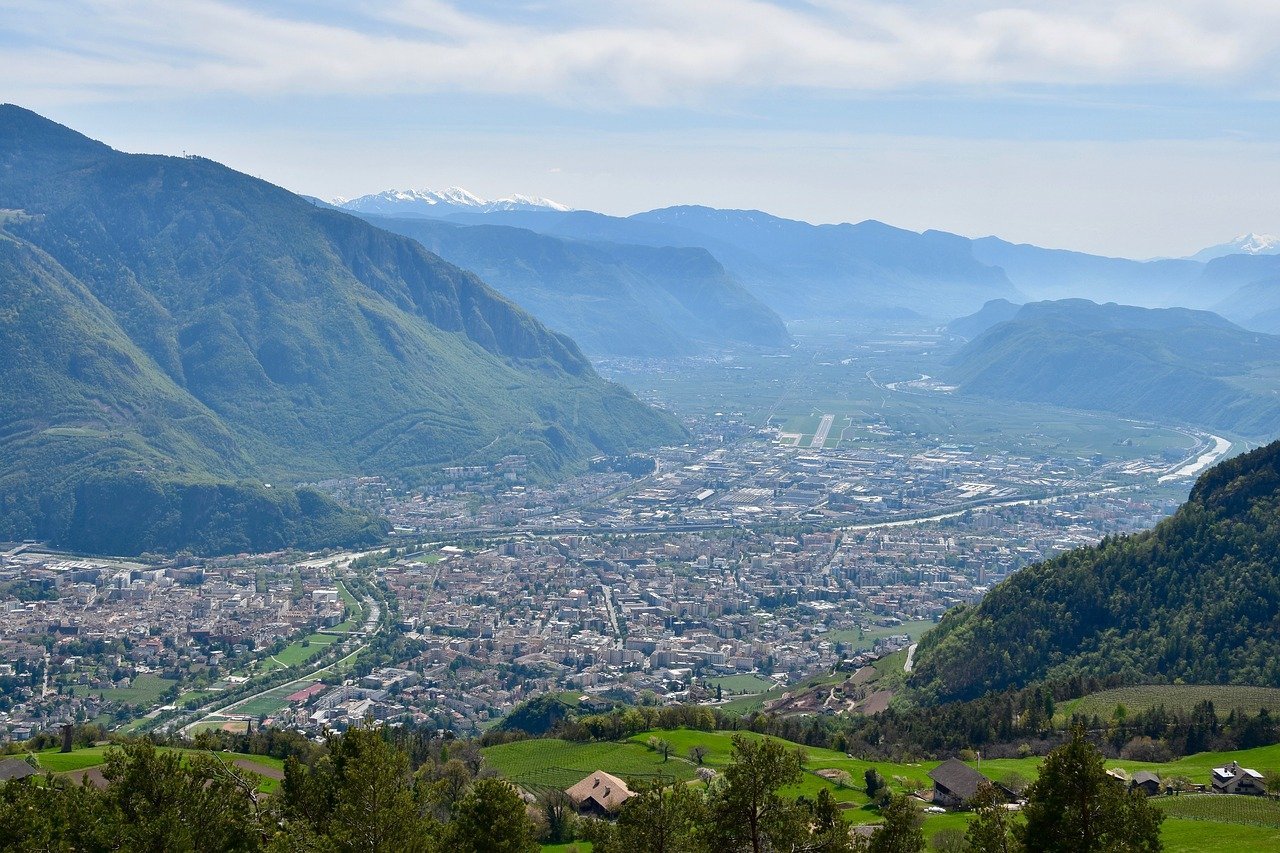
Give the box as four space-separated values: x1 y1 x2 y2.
948 299 1280 438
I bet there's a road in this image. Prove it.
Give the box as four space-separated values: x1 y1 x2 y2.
599 583 621 645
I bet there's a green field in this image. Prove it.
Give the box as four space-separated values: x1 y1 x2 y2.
488 726 1280 848
825 619 936 651
705 674 777 694
230 683 305 719
482 738 698 791
1161 817 1280 851
1156 793 1280 827
1062 685 1280 721
94 674 176 705
272 632 338 667
32 746 283 788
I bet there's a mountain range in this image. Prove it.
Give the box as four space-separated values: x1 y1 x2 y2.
334 191 1280 329
1188 232 1280 262
911 438 1280 702
347 213 791 356
946 299 1280 439
0 106 684 555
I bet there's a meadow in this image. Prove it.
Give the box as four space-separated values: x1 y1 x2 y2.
93 674 176 706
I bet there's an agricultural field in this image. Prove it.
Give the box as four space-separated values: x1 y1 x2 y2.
93 674 177 706
1156 793 1280 827
1062 685 1280 721
490 725 1280 850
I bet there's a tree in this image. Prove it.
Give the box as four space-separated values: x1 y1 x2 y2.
538 790 577 845
704 734 807 853
964 782 1019 853
869 794 924 853
99 740 265 852
448 778 539 853
689 745 709 765
592 780 708 853
279 726 437 852
865 768 885 799
1018 726 1163 852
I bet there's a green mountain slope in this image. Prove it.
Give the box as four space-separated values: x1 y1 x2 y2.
947 299 1280 438
0 105 684 554
911 440 1280 703
356 215 790 356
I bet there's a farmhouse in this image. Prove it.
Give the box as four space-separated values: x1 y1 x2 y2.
0 757 36 782
1212 761 1266 796
565 770 635 816
1130 771 1161 797
928 757 996 808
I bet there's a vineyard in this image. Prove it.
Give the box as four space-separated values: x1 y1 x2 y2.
1156 793 1280 828
1065 685 1280 720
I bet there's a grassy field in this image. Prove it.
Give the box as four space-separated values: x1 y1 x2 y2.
1161 817 1280 851
705 674 777 694
1062 685 1280 721
272 632 338 667
482 738 697 791
230 683 304 719
94 674 176 705
825 619 936 651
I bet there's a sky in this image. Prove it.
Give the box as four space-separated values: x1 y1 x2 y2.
4 0 1280 258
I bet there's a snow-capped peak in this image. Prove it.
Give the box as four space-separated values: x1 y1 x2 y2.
1228 233 1280 254
336 187 571 216
1188 232 1280 262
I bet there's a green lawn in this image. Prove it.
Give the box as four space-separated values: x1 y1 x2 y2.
94 674 176 705
825 619 937 651
482 738 697 791
705 674 777 694
230 683 303 719
1161 817 1280 851
272 632 338 667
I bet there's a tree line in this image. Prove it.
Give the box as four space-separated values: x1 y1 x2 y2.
0 725 1163 852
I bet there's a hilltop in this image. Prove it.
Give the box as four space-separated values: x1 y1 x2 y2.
947 299 1280 438
0 106 684 554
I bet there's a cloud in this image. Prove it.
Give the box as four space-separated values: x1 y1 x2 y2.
2 0 1278 106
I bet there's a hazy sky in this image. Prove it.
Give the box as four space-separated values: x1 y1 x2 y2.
5 0 1280 257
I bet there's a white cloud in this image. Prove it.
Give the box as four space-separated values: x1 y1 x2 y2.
3 0 1279 105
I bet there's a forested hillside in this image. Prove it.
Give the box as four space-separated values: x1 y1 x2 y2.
911 440 1280 702
354 214 790 356
948 299 1280 438
0 106 684 554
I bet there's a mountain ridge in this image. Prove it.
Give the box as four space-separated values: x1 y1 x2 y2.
0 105 684 554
